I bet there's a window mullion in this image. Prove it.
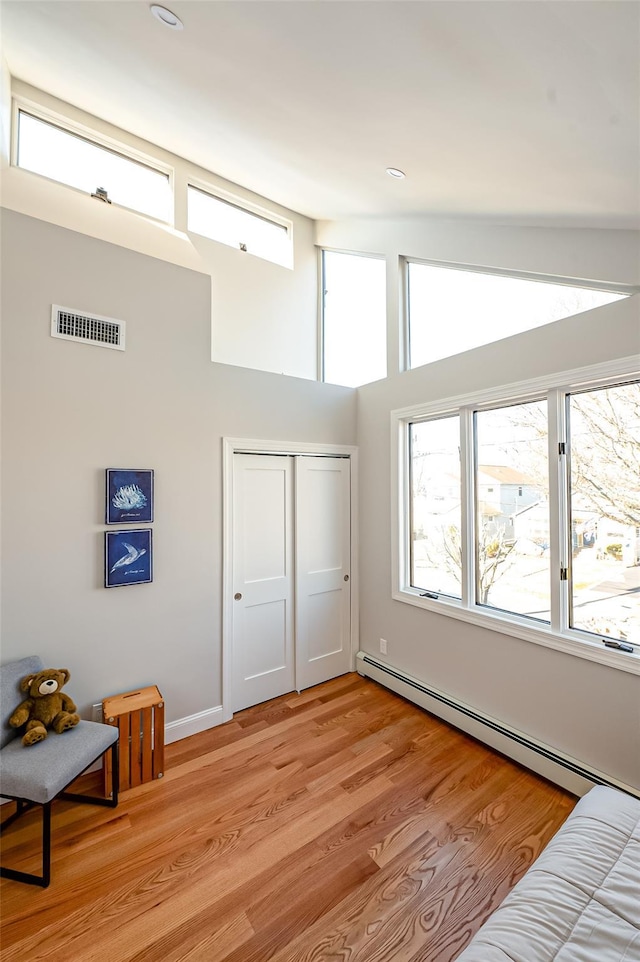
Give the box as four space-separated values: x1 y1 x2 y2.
547 388 569 633
460 408 476 608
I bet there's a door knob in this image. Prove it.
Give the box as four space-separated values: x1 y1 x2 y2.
234 592 242 600
344 575 349 582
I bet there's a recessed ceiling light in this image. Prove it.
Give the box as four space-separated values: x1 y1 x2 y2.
386 168 406 179
150 5 183 29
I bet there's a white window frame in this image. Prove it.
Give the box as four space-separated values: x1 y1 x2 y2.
11 96 175 224
402 257 634 372
392 356 640 674
186 178 293 267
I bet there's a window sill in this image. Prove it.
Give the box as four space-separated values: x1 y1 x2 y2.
393 587 640 675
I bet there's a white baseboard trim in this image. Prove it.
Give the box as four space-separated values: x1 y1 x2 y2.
164 705 224 745
357 651 639 800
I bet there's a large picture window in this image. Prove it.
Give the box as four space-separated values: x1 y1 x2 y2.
397 364 640 671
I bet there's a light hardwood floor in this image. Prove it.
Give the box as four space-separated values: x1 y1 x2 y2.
1 674 576 961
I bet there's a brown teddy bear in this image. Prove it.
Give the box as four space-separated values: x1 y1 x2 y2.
9 668 81 746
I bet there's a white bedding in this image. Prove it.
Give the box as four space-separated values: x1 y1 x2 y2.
456 785 640 961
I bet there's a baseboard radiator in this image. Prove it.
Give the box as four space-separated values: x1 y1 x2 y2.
356 651 639 800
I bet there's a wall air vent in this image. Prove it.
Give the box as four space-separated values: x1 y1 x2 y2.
51 305 126 351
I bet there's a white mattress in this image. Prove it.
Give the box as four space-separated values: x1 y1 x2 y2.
456 785 640 961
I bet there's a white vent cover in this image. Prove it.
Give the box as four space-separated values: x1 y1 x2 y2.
51 305 126 350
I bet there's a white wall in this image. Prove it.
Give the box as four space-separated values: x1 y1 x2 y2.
0 209 356 726
192 229 317 377
1 81 318 379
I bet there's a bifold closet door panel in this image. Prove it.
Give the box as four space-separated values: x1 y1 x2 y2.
232 454 294 712
295 456 351 691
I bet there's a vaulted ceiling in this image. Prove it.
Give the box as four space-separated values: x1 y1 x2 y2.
2 1 638 228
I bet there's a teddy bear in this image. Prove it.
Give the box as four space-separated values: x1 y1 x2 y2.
9 668 81 746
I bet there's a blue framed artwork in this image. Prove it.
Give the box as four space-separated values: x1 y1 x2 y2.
105 529 153 588
106 469 154 524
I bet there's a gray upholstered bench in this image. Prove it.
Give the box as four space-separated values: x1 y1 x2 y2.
0 655 119 886
456 785 640 961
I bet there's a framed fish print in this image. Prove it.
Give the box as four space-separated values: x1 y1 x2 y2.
105 529 153 588
106 469 154 524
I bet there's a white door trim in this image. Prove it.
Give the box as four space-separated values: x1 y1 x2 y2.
222 437 359 722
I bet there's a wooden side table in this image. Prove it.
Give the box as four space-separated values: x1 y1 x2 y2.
102 685 165 793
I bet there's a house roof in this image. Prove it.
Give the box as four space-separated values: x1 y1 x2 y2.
478 465 536 485
1 1 638 227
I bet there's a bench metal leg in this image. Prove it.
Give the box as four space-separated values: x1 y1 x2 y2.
0 802 51 887
0 741 119 887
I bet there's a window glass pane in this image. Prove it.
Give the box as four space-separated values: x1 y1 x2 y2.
322 251 386 388
17 111 172 221
187 186 291 268
475 401 550 620
410 416 462 598
408 262 627 369
568 381 640 643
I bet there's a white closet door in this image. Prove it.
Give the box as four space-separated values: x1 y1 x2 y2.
295 456 351 691
232 454 294 712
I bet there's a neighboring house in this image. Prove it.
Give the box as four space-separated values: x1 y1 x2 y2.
412 465 542 541
477 465 542 539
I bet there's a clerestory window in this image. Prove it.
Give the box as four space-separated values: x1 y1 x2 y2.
16 108 172 222
187 185 292 268
321 249 387 387
406 261 628 369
